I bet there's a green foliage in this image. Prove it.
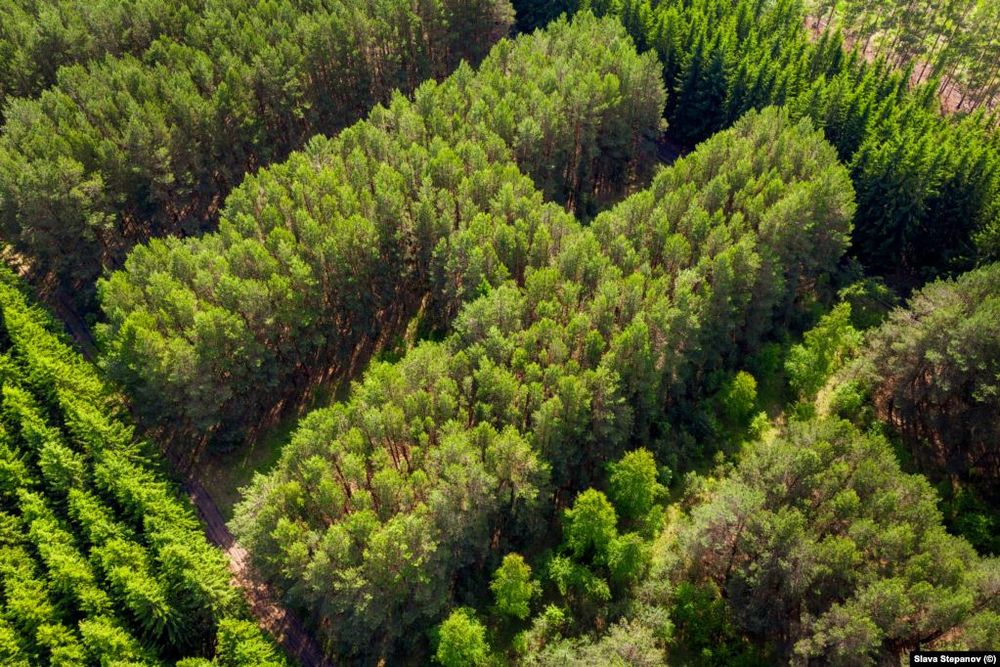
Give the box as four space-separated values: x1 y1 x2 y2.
607 449 664 524
548 487 650 618
547 555 611 610
606 531 647 587
491 554 540 621
939 487 1000 556
5 25 998 667
0 267 281 665
0 0 515 300
785 303 862 401
98 12 665 449
563 490 618 565
212 619 285 667
671 417 1000 663
671 581 764 666
0 616 29 666
718 371 759 428
837 277 899 330
78 616 154 665
520 619 666 666
435 608 492 667
0 0 204 113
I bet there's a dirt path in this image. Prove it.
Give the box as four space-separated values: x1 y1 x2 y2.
184 477 334 667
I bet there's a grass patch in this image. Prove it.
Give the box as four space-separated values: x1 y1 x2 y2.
193 324 421 522
194 415 298 522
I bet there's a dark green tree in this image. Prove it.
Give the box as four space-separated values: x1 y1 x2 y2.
671 417 1000 663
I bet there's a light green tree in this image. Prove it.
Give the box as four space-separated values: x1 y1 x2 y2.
436 608 491 667
490 554 540 621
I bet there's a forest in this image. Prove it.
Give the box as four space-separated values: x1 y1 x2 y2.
0 0 998 665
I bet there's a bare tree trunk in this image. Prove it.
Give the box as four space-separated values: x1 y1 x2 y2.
874 0 905 60
918 22 947 81
973 59 1000 109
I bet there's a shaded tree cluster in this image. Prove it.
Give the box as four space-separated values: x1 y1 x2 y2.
857 263 1000 506
0 0 515 300
97 13 665 451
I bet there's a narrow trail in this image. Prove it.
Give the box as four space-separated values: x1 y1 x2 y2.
184 477 334 667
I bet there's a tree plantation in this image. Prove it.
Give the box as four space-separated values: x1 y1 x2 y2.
807 0 1000 111
515 0 1000 278
0 268 282 665
0 2 997 666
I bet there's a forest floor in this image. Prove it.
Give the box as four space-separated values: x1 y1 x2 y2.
805 15 998 114
656 134 687 165
194 418 294 521
184 475 333 667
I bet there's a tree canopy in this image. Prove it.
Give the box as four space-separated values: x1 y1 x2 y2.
0 0 205 114
97 12 665 451
0 0 515 302
666 417 1000 664
0 267 282 665
1 3 998 666
230 103 854 663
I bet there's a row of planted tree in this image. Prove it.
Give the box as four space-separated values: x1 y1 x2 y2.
97 13 666 450
2 0 997 317
808 0 1000 111
0 267 283 664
